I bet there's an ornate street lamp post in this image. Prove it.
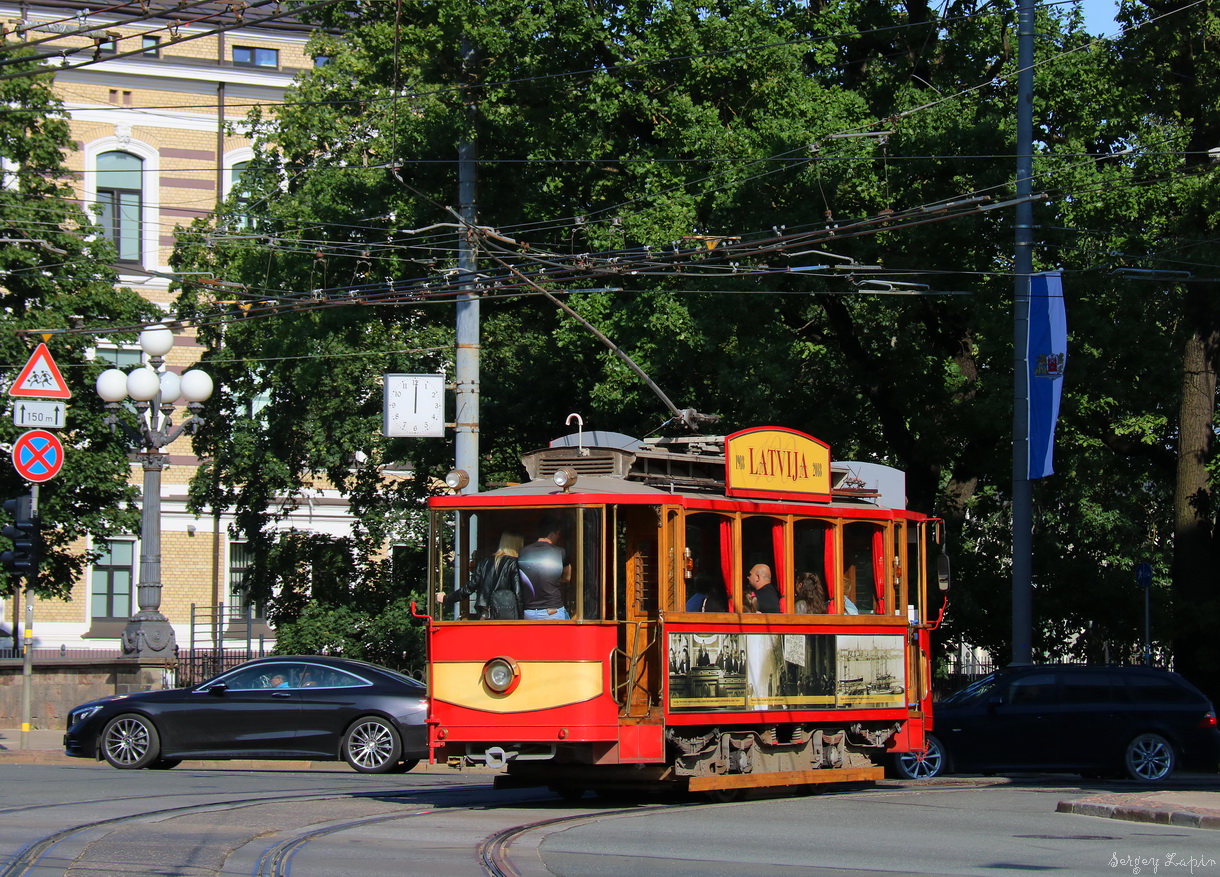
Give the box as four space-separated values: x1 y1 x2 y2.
95 325 213 659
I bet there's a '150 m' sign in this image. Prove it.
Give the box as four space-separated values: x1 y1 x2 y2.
725 427 830 501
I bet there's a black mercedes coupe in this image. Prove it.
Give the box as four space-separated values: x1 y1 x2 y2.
64 655 428 772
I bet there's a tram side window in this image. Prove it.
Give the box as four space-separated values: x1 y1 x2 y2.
793 519 833 614
842 522 887 615
437 508 601 620
683 513 731 612
742 515 783 612
908 525 924 621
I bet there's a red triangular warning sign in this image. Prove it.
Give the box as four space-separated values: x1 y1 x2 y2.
10 343 72 399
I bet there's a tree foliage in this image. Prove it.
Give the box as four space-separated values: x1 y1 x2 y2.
0 41 154 617
167 0 1220 696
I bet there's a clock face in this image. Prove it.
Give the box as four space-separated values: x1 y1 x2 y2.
383 374 445 437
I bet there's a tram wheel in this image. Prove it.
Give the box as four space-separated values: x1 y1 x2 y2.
553 785 586 802
705 788 741 803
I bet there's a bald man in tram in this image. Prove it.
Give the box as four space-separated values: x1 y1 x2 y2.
746 563 781 613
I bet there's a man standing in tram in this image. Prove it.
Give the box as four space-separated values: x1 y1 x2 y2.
747 564 782 613
519 514 572 619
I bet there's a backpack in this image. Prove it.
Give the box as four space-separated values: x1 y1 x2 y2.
487 587 521 620
478 556 521 620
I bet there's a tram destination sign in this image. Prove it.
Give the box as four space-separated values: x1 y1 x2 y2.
724 426 831 501
12 399 66 429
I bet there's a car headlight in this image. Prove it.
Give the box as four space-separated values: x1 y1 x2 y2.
70 705 104 724
482 657 520 694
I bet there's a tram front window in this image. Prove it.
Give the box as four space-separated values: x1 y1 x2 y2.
436 508 602 621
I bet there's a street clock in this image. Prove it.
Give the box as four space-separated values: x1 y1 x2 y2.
383 374 445 437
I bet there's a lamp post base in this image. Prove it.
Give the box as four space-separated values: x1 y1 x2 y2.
120 618 177 660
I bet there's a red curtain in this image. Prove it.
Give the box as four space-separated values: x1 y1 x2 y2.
719 517 734 611
824 526 837 615
872 528 886 615
771 520 786 611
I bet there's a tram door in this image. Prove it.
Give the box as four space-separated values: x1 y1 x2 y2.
617 505 672 720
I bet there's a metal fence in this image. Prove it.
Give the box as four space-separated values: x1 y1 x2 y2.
175 646 268 687
0 647 125 662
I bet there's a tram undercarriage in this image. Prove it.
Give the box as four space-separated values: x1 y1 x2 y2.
489 721 897 798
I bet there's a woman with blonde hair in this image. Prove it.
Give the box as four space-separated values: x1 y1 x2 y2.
437 530 524 619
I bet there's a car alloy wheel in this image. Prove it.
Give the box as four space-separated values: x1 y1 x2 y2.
893 734 946 779
1124 732 1176 782
101 714 162 770
343 716 403 773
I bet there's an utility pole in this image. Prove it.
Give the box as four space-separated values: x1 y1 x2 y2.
454 37 480 495
1011 0 1035 666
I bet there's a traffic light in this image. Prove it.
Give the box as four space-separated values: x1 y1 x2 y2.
1 495 39 576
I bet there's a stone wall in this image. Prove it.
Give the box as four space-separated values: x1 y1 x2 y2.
0 660 173 729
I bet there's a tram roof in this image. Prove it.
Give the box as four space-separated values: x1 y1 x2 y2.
436 431 910 511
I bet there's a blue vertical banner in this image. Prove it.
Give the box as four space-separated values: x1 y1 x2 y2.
1027 271 1067 479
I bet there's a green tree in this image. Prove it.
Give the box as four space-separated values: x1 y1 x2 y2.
1045 0 1220 698
168 0 1211 683
0 40 154 638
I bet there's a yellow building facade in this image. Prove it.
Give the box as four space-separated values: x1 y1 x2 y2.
2 0 356 654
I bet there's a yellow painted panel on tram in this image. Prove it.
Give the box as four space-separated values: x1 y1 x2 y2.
433 661 604 713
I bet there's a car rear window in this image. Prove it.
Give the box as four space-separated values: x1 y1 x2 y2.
1005 672 1058 705
1061 672 1124 704
1123 674 1199 704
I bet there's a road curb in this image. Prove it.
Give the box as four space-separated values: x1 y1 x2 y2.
1057 795 1220 830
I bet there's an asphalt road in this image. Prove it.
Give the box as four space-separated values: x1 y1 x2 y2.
2 764 1220 876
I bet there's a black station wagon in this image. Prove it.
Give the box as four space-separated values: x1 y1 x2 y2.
894 664 1220 782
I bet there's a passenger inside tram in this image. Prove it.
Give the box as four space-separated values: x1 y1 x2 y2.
685 573 726 612
793 572 828 614
519 514 571 620
745 563 781 612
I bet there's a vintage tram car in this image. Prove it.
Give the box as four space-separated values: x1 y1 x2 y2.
424 426 947 797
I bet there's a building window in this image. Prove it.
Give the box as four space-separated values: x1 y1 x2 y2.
96 151 143 264
229 160 253 230
142 35 160 57
95 343 143 369
228 541 264 620
91 540 134 619
232 46 279 68
96 37 117 55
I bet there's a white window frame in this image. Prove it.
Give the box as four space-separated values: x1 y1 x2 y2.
83 137 161 271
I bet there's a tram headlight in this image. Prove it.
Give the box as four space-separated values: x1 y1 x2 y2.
552 466 578 491
482 656 521 694
444 468 470 491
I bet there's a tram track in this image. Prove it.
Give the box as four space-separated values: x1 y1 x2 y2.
1 776 704 877
9 772 939 877
0 781 495 877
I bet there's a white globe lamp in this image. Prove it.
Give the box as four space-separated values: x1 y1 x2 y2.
96 368 129 403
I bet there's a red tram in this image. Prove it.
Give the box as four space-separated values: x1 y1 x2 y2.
424 426 948 797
